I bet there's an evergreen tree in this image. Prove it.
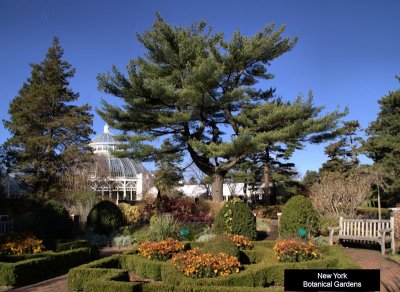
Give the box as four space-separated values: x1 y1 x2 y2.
0 145 14 197
320 120 362 174
238 94 346 202
97 15 345 201
364 78 400 202
3 37 93 198
154 139 184 195
302 170 320 189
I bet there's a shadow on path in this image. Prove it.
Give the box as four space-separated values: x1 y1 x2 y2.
344 247 400 292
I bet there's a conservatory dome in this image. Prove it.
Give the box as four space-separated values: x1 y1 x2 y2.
88 124 150 202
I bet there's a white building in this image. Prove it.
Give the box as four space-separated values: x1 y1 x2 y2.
89 124 151 202
177 183 263 202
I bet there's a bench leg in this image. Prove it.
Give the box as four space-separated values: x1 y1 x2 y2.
381 237 385 255
329 229 334 245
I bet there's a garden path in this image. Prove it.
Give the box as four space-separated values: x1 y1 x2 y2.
9 247 131 292
344 247 400 292
266 219 279 240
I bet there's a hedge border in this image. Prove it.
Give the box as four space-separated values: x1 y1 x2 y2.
68 243 359 291
0 247 97 287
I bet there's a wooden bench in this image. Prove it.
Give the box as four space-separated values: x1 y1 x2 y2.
328 217 395 255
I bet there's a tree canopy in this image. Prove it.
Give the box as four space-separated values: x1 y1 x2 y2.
320 120 362 174
3 37 94 198
364 77 400 203
97 15 345 201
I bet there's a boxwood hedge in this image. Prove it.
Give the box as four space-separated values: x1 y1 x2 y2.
68 242 359 291
0 246 97 287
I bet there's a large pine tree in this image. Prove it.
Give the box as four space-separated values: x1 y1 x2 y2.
364 77 400 201
3 37 94 198
97 15 345 201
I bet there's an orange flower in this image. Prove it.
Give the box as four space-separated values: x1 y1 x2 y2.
172 248 241 278
137 238 184 261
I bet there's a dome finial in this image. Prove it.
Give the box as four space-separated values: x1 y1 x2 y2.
104 123 109 133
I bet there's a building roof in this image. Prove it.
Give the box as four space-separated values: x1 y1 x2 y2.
89 124 147 179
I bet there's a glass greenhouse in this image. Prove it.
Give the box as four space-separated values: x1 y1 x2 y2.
89 124 151 202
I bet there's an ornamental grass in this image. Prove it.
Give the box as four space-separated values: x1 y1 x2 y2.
273 239 321 263
172 248 241 278
226 234 253 250
0 233 44 255
137 238 184 261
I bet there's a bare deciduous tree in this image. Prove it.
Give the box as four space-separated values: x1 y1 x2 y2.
309 170 371 218
186 164 211 197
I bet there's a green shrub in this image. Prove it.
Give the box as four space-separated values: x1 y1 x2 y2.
214 199 257 240
202 234 239 258
356 207 389 219
319 216 339 236
279 195 319 237
111 235 133 248
83 231 111 247
38 200 73 240
68 255 121 291
147 214 182 241
1 198 72 241
86 201 124 235
0 247 97 287
118 203 141 224
55 240 90 252
120 254 170 281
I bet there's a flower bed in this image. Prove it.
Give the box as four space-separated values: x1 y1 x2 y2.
137 238 184 261
0 233 44 255
173 249 241 278
227 234 253 250
273 240 320 262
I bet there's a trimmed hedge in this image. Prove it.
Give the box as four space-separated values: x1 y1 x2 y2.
67 242 358 291
201 234 239 258
68 255 121 291
120 254 170 281
0 247 97 287
56 240 90 252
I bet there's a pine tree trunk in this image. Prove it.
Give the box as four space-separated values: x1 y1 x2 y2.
263 163 271 200
211 173 224 202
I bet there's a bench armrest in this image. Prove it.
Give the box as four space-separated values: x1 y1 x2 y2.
328 226 341 231
328 226 341 245
379 228 392 235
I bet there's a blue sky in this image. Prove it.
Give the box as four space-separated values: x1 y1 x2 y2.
1 0 399 177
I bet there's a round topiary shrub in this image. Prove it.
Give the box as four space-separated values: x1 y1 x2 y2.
37 199 72 240
201 234 239 258
279 195 319 237
214 199 257 240
86 200 124 235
